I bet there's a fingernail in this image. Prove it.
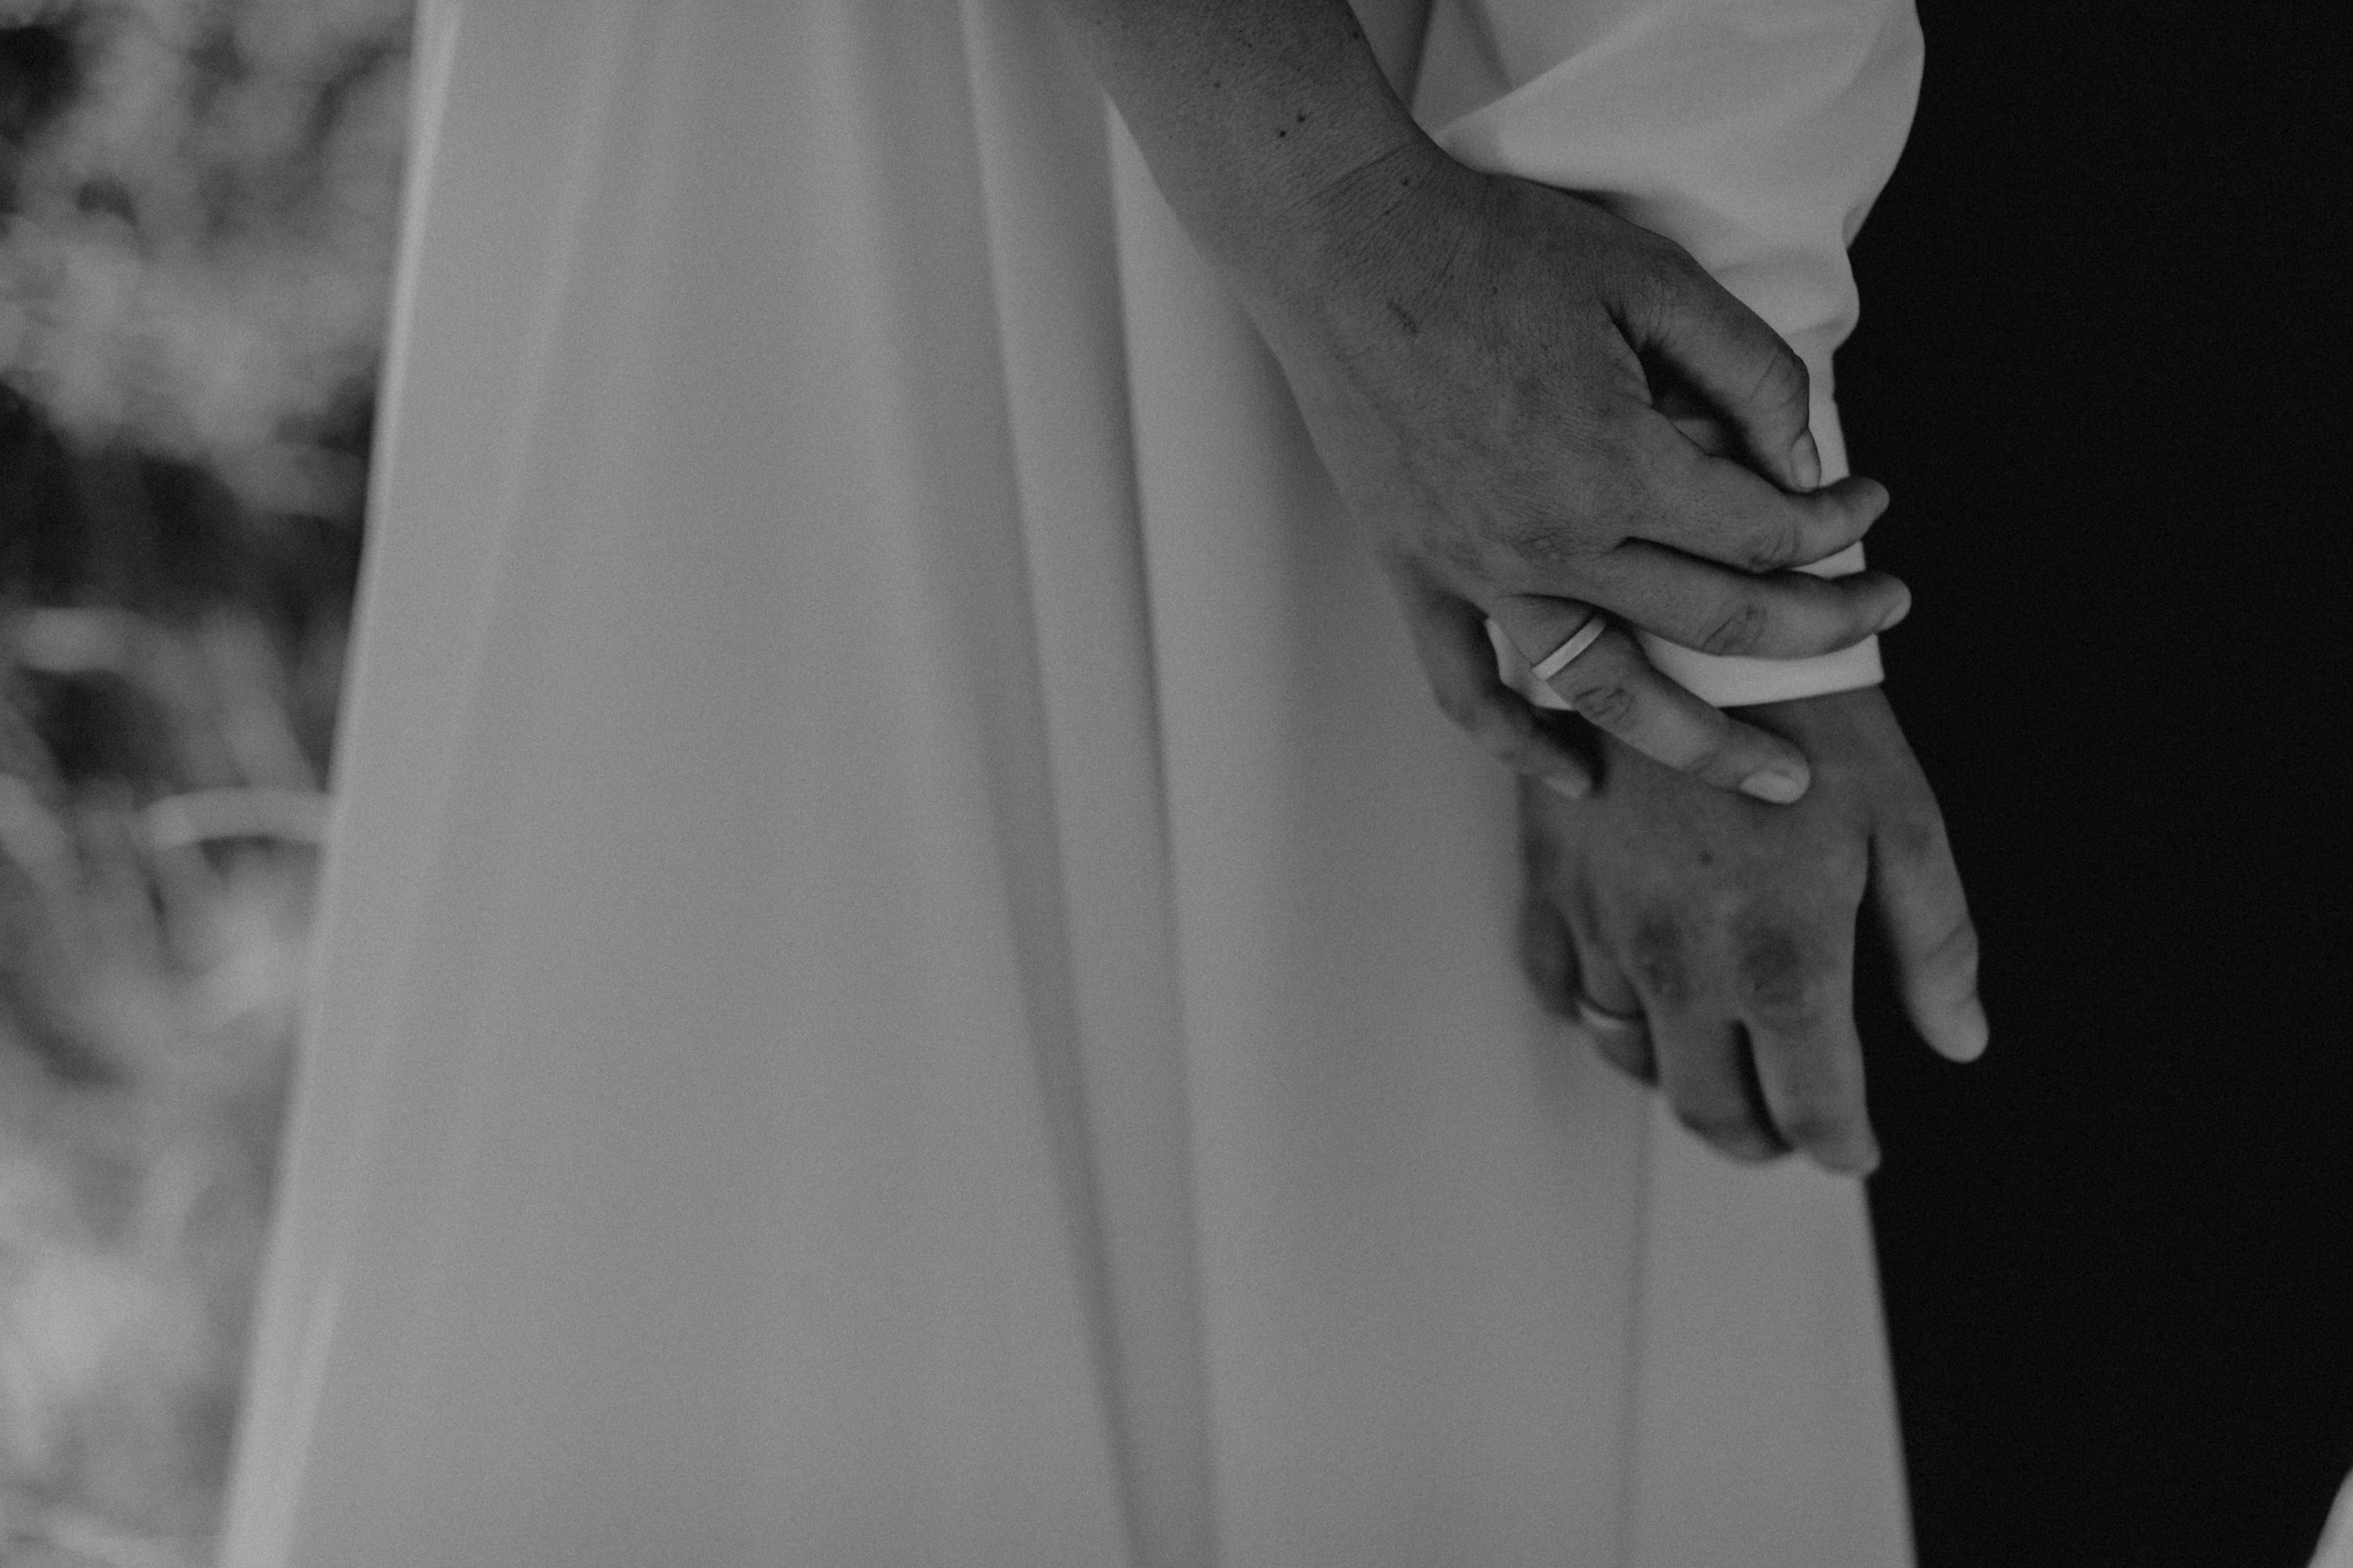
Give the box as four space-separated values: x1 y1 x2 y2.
1544 773 1589 802
1792 432 1823 492
1739 769 1806 804
1875 588 1912 632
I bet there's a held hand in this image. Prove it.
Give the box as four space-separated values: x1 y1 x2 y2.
1245 150 1912 799
1516 686 1988 1174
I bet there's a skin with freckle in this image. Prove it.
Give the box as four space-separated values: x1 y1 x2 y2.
1048 0 1908 802
1517 685 1984 1176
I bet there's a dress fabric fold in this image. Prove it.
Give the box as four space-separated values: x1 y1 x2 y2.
218 2 1916 1563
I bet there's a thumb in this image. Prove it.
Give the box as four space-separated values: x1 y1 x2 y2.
1615 245 1823 493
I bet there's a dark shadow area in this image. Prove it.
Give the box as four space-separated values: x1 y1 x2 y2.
1843 2 2350 1563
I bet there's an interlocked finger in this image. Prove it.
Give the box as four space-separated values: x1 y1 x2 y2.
1652 1016 1785 1164
1619 906 1784 1162
1490 595 1815 803
1731 914 1878 1173
1575 542 1910 662
1626 413 1892 573
1572 940 1652 1086
1517 884 1583 1019
1401 582 1594 798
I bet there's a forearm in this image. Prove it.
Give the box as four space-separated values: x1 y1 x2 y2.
1046 0 1441 298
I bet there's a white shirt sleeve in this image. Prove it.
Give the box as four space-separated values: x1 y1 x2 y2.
1411 0 1924 708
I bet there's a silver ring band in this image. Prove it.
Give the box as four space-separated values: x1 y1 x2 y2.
1532 617 1608 682
1573 992 1648 1040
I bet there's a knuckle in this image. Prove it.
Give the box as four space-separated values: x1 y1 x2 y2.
1753 343 1809 413
1497 527 1604 586
1632 236 1703 307
1733 924 1824 1028
1626 912 1692 1010
1495 497 1612 573
1567 680 1637 730
1884 806 1954 868
1700 595 1771 657
1492 509 1570 569
1743 524 1804 575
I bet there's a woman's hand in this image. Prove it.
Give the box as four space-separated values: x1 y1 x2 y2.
1516 686 1987 1174
1052 0 1905 799
1234 149 1914 799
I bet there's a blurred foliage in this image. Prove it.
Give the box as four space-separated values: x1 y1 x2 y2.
2 388 359 1564
2 9 372 1542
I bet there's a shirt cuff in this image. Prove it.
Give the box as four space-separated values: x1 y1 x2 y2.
1492 541 1885 711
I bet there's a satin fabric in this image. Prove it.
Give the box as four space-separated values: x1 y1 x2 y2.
218 2 1912 1563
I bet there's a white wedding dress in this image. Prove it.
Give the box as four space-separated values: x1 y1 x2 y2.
2317 1478 2353 1568
217 2 1925 1563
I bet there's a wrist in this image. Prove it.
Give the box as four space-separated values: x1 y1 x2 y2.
1247 133 1476 313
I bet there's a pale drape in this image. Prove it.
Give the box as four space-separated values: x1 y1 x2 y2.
2317 1478 2353 1568
218 2 1913 1563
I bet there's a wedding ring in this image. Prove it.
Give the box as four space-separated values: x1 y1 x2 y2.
1573 992 1648 1041
1531 617 1608 683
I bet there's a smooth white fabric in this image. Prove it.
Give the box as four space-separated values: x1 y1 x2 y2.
219 2 1915 1563
2315 1475 2353 1568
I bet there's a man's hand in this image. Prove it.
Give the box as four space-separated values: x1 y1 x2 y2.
1517 686 1987 1173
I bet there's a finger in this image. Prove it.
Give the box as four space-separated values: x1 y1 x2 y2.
1492 603 1814 804
1571 930 1654 1085
1613 245 1823 491
1655 1018 1785 1163
1629 418 1892 572
1577 542 1911 660
1403 584 1594 798
1485 594 1607 689
1516 785 1656 1080
1536 825 1655 1082
1623 905 1783 1161
1517 881 1583 1018
1870 791 1991 1063
1649 381 1741 460
1732 912 1879 1175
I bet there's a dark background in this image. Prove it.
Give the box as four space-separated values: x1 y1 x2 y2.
1838 2 2349 1563
4 3 2344 1560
